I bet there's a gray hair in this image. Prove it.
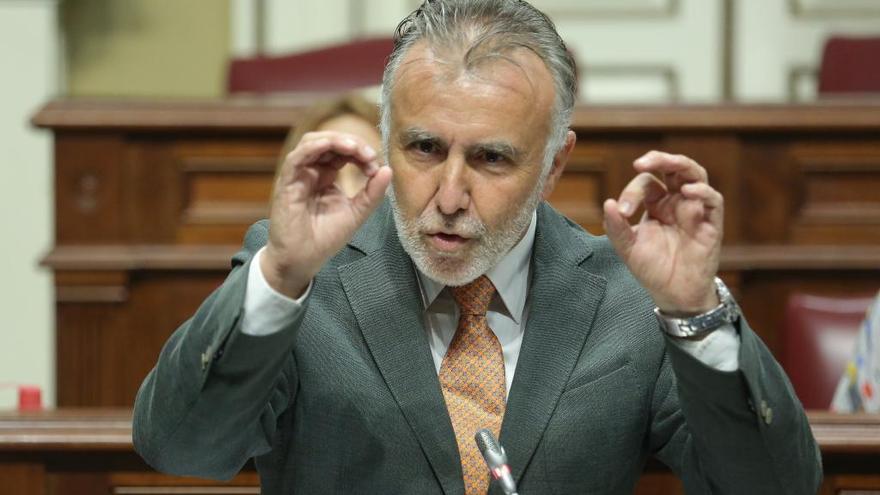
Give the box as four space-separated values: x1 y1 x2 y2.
379 0 577 173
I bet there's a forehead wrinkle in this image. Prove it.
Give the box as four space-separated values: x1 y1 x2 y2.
393 42 549 111
390 42 554 163
391 45 458 114
464 48 551 104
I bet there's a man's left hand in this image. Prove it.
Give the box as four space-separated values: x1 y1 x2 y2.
603 151 723 315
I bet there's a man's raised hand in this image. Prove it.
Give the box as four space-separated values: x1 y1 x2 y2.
603 151 723 316
261 131 392 298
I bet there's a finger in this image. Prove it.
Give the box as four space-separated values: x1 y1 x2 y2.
300 130 380 162
305 132 379 173
351 165 393 220
603 198 635 259
676 198 706 231
680 182 724 226
616 172 667 218
298 134 377 170
276 137 329 186
680 182 722 208
281 134 379 185
633 151 708 186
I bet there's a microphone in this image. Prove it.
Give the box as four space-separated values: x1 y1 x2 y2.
474 428 519 495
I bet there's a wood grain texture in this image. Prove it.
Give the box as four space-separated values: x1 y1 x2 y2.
0 410 877 494
32 99 880 131
38 99 880 405
33 98 880 495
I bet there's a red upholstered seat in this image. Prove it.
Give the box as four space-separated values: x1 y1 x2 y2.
228 37 394 94
818 36 880 95
781 293 874 409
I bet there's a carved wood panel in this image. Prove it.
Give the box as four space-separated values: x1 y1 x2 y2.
34 102 880 418
56 271 228 407
788 140 880 244
56 133 126 244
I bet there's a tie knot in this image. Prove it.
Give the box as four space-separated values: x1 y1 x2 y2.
451 275 496 316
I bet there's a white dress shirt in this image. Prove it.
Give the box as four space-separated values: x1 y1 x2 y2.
241 213 741 396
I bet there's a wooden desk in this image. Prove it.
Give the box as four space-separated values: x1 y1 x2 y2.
32 99 880 409
0 409 258 495
1 409 877 494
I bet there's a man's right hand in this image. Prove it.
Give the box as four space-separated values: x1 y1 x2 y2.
261 131 393 299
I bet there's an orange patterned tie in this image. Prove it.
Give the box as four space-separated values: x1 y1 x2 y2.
440 275 506 495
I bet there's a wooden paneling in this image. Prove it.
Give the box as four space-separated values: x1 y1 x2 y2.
0 463 45 495
788 141 880 244
0 410 259 495
33 99 880 419
55 133 126 244
172 141 277 244
740 136 880 244
1 410 877 494
55 272 228 407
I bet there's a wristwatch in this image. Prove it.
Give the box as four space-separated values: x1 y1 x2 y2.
654 277 741 338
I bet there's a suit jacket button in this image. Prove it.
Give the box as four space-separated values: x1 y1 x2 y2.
201 350 211 371
760 400 773 425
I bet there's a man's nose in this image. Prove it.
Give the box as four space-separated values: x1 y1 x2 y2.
434 157 470 216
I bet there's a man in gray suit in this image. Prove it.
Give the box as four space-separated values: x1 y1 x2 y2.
134 1 821 493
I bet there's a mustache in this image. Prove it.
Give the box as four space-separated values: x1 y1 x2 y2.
417 210 486 238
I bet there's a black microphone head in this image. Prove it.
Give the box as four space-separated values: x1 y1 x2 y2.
474 428 507 466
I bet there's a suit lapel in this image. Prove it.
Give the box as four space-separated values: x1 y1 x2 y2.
500 204 607 485
338 204 463 495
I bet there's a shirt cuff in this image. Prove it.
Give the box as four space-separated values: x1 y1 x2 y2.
669 324 740 371
241 246 312 336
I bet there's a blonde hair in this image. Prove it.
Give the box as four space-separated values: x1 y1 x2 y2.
278 93 380 169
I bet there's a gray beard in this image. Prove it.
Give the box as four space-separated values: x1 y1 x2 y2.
389 180 544 287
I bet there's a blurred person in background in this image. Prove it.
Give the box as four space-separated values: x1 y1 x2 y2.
832 290 880 412
278 93 381 196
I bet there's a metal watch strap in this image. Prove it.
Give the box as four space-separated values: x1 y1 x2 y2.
654 277 740 338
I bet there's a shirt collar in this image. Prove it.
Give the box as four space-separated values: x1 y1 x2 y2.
416 211 536 324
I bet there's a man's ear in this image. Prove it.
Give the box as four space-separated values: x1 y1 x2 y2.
541 130 576 200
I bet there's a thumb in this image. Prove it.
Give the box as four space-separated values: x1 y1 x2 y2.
350 165 393 221
603 198 635 260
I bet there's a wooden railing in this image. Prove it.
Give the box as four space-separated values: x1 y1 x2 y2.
1 409 878 494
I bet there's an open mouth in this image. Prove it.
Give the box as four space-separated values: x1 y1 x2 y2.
427 232 470 251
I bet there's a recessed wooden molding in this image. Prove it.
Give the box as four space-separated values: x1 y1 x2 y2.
789 0 880 17
789 150 880 238
582 65 680 102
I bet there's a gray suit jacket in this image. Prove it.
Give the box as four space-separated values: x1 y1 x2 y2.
133 201 821 494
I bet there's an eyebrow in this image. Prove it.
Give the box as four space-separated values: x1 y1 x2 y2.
399 126 523 162
468 141 522 162
399 127 445 147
